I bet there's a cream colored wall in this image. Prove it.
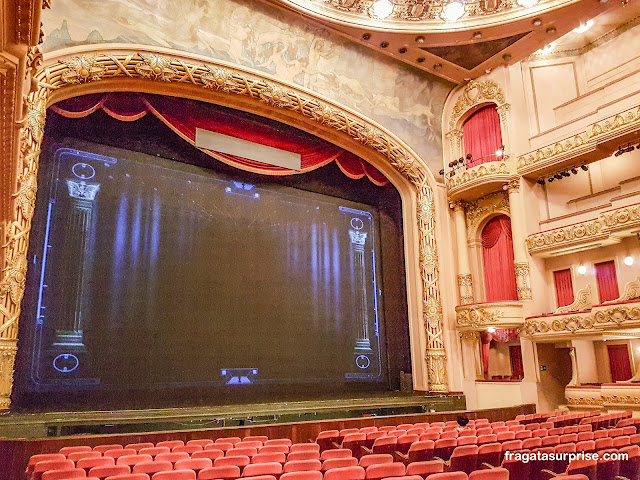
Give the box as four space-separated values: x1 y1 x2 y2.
594 340 612 383
475 382 523 409
572 339 599 384
488 343 513 377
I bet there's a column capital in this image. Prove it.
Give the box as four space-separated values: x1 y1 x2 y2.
459 330 480 340
503 178 520 194
449 200 469 211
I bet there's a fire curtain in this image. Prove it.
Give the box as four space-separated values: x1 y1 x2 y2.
463 105 503 168
51 93 389 186
553 268 575 308
481 215 518 302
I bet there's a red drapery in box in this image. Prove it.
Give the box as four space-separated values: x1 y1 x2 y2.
480 329 520 379
463 105 503 168
607 344 633 382
481 215 518 302
553 269 575 307
50 93 389 186
595 260 620 302
509 345 524 379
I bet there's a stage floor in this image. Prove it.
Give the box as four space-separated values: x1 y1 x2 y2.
0 393 465 438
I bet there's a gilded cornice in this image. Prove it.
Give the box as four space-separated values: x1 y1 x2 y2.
446 160 511 190
517 105 640 174
526 203 640 256
455 301 523 330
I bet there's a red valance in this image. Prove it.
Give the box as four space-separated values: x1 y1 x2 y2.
50 93 389 186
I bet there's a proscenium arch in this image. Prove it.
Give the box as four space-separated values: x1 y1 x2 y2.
0 45 449 409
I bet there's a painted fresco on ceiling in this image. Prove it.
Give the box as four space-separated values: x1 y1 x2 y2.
41 0 453 177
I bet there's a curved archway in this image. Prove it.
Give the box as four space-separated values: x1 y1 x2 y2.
0 46 449 408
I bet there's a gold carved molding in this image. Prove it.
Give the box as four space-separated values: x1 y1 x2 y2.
465 191 510 242
526 203 640 256
555 285 592 314
514 261 532 301
448 80 509 131
0 49 450 406
517 105 640 174
455 301 523 331
457 273 474 305
446 161 510 190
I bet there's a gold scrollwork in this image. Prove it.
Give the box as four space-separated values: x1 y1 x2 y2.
448 80 508 131
60 55 106 83
456 306 503 328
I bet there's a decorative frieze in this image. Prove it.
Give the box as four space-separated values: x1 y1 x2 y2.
446 161 510 190
455 301 523 331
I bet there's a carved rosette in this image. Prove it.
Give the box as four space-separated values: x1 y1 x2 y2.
0 49 451 407
514 262 532 300
457 273 474 305
60 55 106 83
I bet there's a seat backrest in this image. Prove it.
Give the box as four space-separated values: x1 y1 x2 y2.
197 465 241 480
468 468 509 480
228 447 258 458
541 435 560 447
216 437 241 445
242 462 283 477
157 441 184 450
522 438 542 450
322 458 358 472
496 432 515 442
152 470 197 480
261 446 290 455
87 464 131 480
173 445 203 455
433 439 457 461
77 457 115 471
408 440 435 463
289 444 320 453
93 445 123 454
41 468 87 480
264 439 292 447
104 449 137 459
237 441 264 450
283 460 322 473
567 458 597 478
132 460 173 475
596 449 621 480
125 443 155 452
186 439 214 448
320 449 352 461
244 436 269 443
115 454 153 467
214 455 251 468
323 465 366 480
439 431 458 440
279 471 323 480
449 445 478 475
363 462 405 480
405 459 444 478
422 473 468 480
192 450 224 461
33 459 75 473
138 447 170 458
252 453 286 464
477 443 501 468
287 451 320 462
358 454 393 468
174 458 213 472
594 438 613 451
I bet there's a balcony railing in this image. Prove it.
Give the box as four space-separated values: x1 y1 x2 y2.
455 301 524 331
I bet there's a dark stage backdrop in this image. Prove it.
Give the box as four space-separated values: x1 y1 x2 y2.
14 107 409 410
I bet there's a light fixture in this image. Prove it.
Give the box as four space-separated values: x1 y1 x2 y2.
371 0 394 19
577 264 587 275
487 326 496 333
624 256 635 266
573 20 594 34
496 145 504 157
539 42 556 54
517 0 539 7
442 1 465 22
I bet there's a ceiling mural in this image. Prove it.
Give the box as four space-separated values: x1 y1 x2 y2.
41 0 454 179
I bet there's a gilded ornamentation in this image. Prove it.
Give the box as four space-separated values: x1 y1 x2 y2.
601 204 640 228
0 49 450 407
603 394 640 406
258 85 293 108
448 80 508 131
594 305 640 325
60 55 106 83
556 285 592 314
608 277 640 303
518 105 640 172
526 219 603 254
465 191 510 241
566 394 603 407
135 54 178 81
459 331 479 340
446 161 510 190
456 306 503 328
503 179 520 194
514 262 532 300
457 273 474 305
550 315 595 333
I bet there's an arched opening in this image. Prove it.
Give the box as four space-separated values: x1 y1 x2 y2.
481 215 517 302
462 105 503 168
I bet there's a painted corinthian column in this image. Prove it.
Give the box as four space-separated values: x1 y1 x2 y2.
450 201 474 305
503 179 532 300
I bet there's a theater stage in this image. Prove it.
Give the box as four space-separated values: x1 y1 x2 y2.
0 393 465 439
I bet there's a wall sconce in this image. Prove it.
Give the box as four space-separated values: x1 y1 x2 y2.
624 256 635 266
577 264 587 275
487 326 496 333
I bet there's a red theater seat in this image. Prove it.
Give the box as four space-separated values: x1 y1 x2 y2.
359 427 378 435
261 446 290 455
423 473 467 480
289 444 320 453
77 458 116 472
433 439 457 461
186 440 214 449
42 468 87 480
173 446 203 455
522 438 542 450
174 459 213 474
468 468 509 480
279 472 323 480
342 434 367 459
125 444 155 453
104 450 137 460
282 460 322 473
448 445 478 476
28 454 67 473
132 461 173 476
68 452 102 463
358 454 393 468
104 475 150 480
214 455 250 469
87 465 131 480
322 458 358 471
287 451 320 462
363 462 404 480
116 455 153 468
151 471 197 480
245 436 269 443
371 437 397 456
191 450 223 462
94 446 124 454
323 466 365 480
216 437 241 445
317 431 340 452
197 465 241 480
138 448 170 458
157 441 184 450
228 447 258 458
476 443 501 468
252 453 286 464
321 449 352 461
155 453 190 464
60 446 93 456
405 460 445 478
242 462 283 478
34 459 76 480
238 442 265 450
265 440 293 447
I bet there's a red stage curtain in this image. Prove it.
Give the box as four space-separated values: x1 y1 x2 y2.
553 269 574 307
607 344 633 382
51 93 389 186
595 260 619 302
509 345 524 379
482 215 518 302
463 105 503 168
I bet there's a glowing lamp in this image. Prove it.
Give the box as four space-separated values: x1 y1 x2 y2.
577 264 587 275
573 20 594 34
487 326 496 333
624 256 634 266
442 1 465 22
371 0 394 19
